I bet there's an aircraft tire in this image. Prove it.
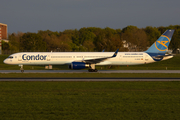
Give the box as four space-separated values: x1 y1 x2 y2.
88 69 98 72
88 69 92 72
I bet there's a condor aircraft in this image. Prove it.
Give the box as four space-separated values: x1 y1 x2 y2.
4 29 174 72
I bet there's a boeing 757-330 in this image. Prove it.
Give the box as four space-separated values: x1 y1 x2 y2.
3 29 175 72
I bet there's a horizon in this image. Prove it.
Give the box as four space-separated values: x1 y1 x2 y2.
1 0 180 33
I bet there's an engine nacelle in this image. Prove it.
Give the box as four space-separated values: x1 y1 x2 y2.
69 62 89 69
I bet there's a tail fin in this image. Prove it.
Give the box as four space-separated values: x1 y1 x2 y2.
145 29 175 54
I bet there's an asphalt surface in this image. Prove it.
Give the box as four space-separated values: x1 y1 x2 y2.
1 70 180 73
0 78 180 81
1 70 180 81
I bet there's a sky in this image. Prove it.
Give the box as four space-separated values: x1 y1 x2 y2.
0 0 180 33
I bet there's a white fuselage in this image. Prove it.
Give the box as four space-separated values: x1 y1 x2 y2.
3 52 173 66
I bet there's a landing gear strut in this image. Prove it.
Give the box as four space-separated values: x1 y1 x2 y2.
19 65 24 73
88 64 98 72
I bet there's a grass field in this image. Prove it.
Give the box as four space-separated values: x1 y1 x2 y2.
0 82 180 120
1 73 180 78
1 55 180 119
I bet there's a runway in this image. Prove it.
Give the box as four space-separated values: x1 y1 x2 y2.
1 70 180 81
1 70 180 73
0 78 180 81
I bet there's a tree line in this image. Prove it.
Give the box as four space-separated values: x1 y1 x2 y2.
2 25 180 54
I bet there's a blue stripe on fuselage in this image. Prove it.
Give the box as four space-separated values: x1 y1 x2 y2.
146 53 164 61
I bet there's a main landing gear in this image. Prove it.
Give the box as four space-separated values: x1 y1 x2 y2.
19 65 24 73
88 69 98 72
88 64 98 72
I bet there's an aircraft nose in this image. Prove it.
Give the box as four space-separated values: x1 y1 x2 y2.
3 59 8 64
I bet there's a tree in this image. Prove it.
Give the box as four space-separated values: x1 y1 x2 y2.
6 25 180 53
94 27 122 51
20 33 46 51
144 26 161 45
122 25 138 33
58 34 72 51
169 29 180 53
2 41 10 50
108 34 122 51
79 27 96 45
8 32 24 52
83 40 95 51
121 26 148 51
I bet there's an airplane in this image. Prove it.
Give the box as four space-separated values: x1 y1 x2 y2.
3 29 175 72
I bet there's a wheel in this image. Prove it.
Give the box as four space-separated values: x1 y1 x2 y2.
88 69 98 72
94 69 98 72
19 65 24 73
88 69 92 72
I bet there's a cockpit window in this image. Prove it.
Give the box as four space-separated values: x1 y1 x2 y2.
8 56 13 59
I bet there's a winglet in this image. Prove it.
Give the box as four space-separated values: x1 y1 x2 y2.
112 49 119 57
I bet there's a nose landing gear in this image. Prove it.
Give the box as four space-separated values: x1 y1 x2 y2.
19 65 24 73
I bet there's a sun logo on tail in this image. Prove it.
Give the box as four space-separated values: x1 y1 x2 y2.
155 35 170 51
157 41 168 48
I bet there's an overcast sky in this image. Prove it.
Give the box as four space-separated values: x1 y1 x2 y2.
0 0 180 33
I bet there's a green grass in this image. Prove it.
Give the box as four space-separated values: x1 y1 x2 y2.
1 73 180 78
0 82 180 120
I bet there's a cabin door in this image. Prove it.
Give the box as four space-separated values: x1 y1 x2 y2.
18 55 22 61
119 54 122 60
145 54 149 62
47 54 51 61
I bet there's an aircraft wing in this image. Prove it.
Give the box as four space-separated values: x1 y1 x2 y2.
82 49 119 64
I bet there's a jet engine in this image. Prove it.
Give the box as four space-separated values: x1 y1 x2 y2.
69 62 89 69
